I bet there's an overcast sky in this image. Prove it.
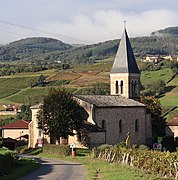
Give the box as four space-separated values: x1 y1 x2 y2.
0 0 177 44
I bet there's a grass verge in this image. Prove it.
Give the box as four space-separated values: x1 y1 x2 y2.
0 158 40 180
39 152 157 180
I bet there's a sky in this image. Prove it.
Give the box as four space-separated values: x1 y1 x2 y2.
0 0 177 44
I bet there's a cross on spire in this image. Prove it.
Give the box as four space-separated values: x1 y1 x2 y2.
124 20 126 29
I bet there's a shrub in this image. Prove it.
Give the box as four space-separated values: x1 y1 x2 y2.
43 144 71 156
97 144 112 151
138 144 150 150
16 145 28 154
0 148 16 175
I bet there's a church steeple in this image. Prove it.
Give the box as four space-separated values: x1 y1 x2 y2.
110 28 140 99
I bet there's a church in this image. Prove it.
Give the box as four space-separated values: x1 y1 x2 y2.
28 28 152 148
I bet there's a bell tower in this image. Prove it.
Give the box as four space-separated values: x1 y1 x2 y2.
110 28 140 99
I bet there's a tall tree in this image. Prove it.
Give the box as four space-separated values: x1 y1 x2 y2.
140 96 166 138
37 88 88 144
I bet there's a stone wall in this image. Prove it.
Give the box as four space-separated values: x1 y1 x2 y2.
94 106 150 145
90 132 106 148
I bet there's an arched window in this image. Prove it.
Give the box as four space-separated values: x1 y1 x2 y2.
102 120 106 130
120 80 123 94
115 81 119 94
134 80 137 95
131 80 134 95
119 120 122 133
135 119 139 132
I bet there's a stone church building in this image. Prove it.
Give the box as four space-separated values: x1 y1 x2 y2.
28 28 152 148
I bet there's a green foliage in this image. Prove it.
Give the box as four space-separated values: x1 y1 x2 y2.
43 144 71 156
151 26 178 36
0 76 38 99
0 33 178 65
142 79 166 96
37 88 88 141
0 148 15 175
0 37 72 62
7 87 49 105
47 80 70 86
0 117 16 126
75 82 110 95
161 136 176 152
16 104 32 120
95 145 178 179
140 96 166 137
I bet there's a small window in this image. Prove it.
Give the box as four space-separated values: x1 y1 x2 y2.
119 120 122 133
102 120 106 130
135 119 139 132
120 81 123 94
134 81 137 94
131 80 134 95
39 129 42 137
115 81 119 94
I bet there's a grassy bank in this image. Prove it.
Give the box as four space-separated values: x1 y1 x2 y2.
0 158 40 180
39 153 157 180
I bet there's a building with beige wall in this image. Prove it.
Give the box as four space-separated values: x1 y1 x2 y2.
28 28 152 148
0 120 29 140
167 117 178 138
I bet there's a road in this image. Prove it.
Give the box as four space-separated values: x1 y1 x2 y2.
18 156 86 180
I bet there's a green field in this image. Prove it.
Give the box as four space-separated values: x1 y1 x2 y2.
141 68 174 84
6 87 49 104
0 76 39 99
0 65 176 109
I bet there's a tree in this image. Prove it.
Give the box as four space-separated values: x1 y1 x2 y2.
142 79 166 96
140 96 166 138
89 82 110 95
16 104 32 120
37 88 88 144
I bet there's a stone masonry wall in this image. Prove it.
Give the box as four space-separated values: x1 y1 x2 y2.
94 106 149 145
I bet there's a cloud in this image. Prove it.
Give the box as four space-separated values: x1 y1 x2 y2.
0 0 177 44
37 9 178 44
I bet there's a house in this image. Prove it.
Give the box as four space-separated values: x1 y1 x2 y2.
28 28 152 148
144 55 161 63
167 117 178 138
0 120 30 140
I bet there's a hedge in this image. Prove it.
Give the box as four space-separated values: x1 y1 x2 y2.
0 148 16 175
43 144 71 156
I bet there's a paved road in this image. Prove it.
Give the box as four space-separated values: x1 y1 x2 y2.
18 156 86 180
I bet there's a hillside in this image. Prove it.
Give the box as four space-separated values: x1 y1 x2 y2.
151 26 178 37
0 27 178 63
0 37 72 61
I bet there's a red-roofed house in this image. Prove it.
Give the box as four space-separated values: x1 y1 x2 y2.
167 118 178 138
0 120 30 140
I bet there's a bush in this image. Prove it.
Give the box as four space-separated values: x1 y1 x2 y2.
97 144 112 151
43 144 71 156
139 144 150 150
16 145 28 154
95 145 178 179
0 148 16 175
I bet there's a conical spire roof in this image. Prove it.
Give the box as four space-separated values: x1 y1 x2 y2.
110 29 140 74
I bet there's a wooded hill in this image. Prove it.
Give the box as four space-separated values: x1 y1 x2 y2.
0 26 178 63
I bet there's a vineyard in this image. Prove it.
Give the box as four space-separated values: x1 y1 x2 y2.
0 76 39 99
93 145 178 179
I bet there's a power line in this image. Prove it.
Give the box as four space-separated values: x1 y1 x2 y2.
0 19 90 44
0 29 28 38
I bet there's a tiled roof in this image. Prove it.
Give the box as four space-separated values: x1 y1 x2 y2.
110 29 140 74
0 120 30 129
167 118 178 126
74 95 145 107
